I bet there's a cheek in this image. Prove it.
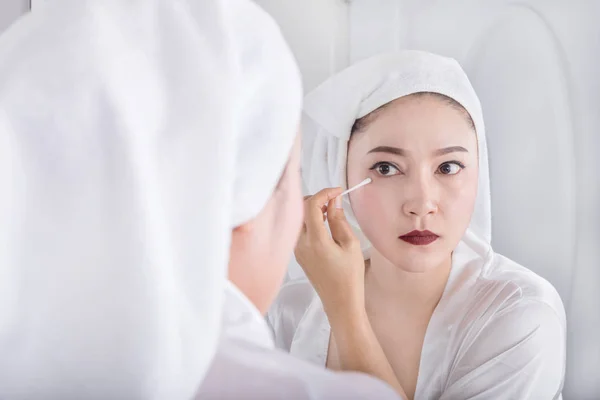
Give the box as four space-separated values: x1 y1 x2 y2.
289 193 304 237
440 170 478 229
258 180 303 308
281 176 304 241
346 146 371 188
349 183 400 239
346 163 363 189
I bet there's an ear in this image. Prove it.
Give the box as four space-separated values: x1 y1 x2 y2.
232 219 255 234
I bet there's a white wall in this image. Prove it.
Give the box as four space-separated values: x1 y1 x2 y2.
0 0 29 34
254 0 351 92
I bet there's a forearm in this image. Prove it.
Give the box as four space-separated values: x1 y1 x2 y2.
327 307 408 400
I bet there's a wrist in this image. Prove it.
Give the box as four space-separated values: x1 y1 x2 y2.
324 297 368 332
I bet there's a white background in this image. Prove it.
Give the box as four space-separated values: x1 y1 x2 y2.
0 0 29 35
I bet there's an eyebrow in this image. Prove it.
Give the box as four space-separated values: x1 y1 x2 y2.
434 146 469 156
367 145 468 157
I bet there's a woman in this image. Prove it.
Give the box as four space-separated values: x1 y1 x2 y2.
0 1 400 399
269 51 567 399
196 2 400 399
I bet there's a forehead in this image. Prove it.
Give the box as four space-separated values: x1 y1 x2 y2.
351 95 477 153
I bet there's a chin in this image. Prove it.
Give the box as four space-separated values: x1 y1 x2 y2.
387 242 450 273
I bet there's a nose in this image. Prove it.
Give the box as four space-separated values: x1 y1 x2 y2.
402 176 438 218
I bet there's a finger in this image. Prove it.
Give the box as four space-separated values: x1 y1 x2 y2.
326 195 358 248
307 187 344 209
301 211 324 234
302 196 325 231
295 226 309 249
303 196 327 238
304 188 343 238
304 195 327 215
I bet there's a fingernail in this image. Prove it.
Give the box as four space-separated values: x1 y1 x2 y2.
335 196 343 209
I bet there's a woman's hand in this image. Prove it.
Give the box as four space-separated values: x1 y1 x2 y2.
294 187 408 399
294 187 366 320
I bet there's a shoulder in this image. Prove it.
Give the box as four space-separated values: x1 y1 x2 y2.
445 253 567 398
479 255 567 358
452 251 567 369
266 278 317 351
275 348 400 400
200 338 400 400
476 252 566 324
269 278 317 322
456 233 564 321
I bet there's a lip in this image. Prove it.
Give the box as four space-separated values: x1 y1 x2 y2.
399 230 439 246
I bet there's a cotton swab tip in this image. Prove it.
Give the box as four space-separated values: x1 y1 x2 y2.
322 178 372 209
339 177 372 197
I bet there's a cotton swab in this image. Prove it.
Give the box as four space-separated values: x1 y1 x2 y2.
323 178 372 208
321 178 372 210
339 178 372 197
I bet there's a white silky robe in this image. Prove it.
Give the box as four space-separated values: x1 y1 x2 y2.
199 282 401 400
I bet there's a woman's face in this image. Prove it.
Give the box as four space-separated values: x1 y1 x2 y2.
346 94 479 273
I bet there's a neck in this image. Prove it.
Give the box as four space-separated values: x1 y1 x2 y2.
365 249 452 314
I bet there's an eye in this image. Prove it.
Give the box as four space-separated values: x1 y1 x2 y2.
437 161 465 175
370 162 401 177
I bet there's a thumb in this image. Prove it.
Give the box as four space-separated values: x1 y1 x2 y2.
326 195 357 248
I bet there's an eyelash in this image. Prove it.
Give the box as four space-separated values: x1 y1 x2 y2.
437 161 466 175
368 161 466 176
369 162 401 176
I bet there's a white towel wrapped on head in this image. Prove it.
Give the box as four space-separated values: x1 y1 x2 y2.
290 50 491 280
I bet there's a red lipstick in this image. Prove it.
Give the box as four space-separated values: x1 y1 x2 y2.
399 230 439 246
